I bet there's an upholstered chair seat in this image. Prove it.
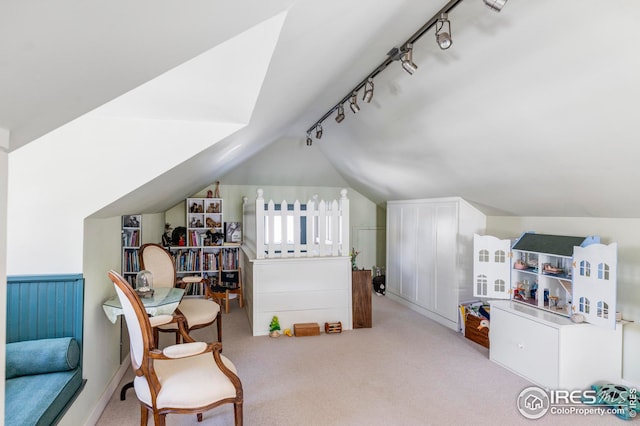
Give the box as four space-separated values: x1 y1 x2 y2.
134 351 238 409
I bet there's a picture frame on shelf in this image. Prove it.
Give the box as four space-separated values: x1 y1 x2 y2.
225 222 241 244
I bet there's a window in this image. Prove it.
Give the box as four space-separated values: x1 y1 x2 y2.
579 260 591 277
494 250 506 263
494 279 505 293
476 275 487 295
597 301 609 319
579 296 590 314
597 263 610 280
479 249 489 262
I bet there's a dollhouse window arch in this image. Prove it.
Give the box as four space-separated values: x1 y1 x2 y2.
597 263 610 280
494 279 505 292
579 260 591 277
597 301 609 318
494 250 506 263
479 249 489 263
476 275 487 295
579 296 590 314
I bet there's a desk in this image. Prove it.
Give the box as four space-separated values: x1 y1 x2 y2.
102 287 185 323
102 287 185 400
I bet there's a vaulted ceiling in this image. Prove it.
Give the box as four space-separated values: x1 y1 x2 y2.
3 0 640 218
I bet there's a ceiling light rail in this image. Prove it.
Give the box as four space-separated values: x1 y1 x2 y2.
304 0 507 144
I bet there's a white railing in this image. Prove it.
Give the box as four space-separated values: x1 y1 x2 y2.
243 188 349 259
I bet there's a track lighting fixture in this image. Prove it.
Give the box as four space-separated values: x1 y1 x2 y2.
349 92 360 113
483 0 507 12
363 78 374 103
335 104 345 123
435 13 452 50
401 44 418 75
305 0 508 146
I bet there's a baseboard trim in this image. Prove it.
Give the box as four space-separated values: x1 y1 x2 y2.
84 358 131 426
385 292 458 331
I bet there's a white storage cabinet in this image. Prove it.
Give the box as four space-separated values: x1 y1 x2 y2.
386 197 486 331
490 300 622 390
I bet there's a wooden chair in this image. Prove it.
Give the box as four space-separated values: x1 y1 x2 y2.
211 268 244 314
108 270 243 426
139 243 222 344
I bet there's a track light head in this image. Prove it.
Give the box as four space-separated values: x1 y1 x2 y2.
483 0 507 12
401 44 418 75
349 92 360 113
315 123 323 139
306 133 312 146
435 13 452 50
335 104 345 123
363 78 374 103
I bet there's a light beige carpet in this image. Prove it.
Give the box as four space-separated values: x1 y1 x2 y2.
96 295 627 425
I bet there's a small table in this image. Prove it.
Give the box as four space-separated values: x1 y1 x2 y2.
102 287 185 323
102 287 185 400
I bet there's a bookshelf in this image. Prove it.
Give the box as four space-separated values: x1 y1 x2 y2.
121 214 142 286
186 197 223 247
168 246 240 296
169 196 241 298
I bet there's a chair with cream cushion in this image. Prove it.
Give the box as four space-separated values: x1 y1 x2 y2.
108 270 243 426
139 243 222 345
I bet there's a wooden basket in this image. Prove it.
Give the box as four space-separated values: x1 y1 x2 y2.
465 314 489 349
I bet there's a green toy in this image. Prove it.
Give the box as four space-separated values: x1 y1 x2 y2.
269 316 281 332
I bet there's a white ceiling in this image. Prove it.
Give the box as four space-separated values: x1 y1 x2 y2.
3 0 640 218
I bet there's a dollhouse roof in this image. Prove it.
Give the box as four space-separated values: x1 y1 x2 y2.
512 233 589 257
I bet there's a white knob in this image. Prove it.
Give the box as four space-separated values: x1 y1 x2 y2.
517 343 524 349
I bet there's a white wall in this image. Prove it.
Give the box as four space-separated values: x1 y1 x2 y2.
59 213 164 425
487 216 640 387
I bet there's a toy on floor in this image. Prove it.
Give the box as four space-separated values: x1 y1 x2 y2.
582 383 637 420
269 316 281 337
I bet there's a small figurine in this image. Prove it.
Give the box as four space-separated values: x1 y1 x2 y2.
269 316 281 337
162 223 173 247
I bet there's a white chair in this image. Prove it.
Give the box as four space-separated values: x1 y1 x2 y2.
139 243 222 344
108 270 243 425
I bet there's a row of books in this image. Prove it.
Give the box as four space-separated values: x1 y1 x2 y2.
123 250 140 273
172 249 201 272
122 230 140 247
221 247 239 270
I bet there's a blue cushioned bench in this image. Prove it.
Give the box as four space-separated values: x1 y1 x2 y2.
5 275 86 426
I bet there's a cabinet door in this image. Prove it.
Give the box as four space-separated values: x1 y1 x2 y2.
432 202 458 321
473 234 511 299
415 204 435 308
572 243 617 329
386 205 402 296
399 206 418 301
490 306 560 388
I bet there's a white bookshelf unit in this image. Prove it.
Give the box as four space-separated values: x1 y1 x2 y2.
121 214 142 286
169 197 241 297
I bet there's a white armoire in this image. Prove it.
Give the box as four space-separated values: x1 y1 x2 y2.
386 197 486 331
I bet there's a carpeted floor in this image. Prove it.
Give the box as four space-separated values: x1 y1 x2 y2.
95 294 629 425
